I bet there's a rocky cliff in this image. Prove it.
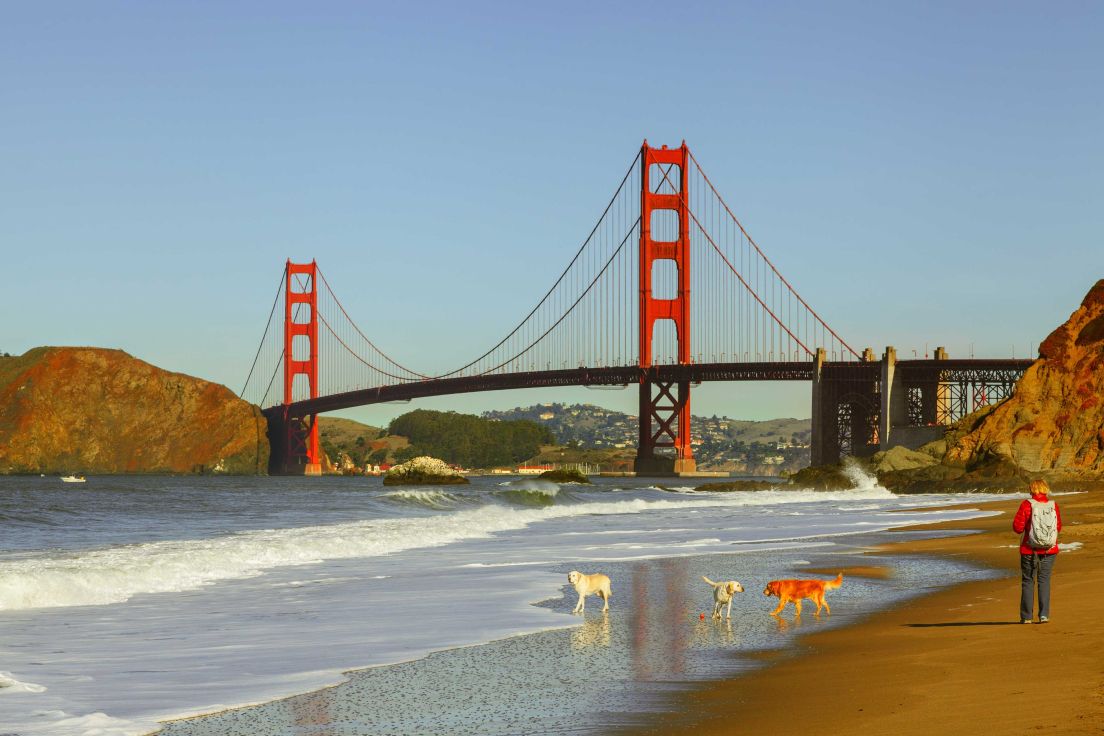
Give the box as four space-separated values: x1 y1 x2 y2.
943 280 1104 479
0 347 269 474
871 280 1104 491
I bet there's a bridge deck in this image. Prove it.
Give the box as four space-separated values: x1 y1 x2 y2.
266 358 1035 419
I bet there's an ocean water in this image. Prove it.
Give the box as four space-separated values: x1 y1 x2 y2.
0 472 1010 735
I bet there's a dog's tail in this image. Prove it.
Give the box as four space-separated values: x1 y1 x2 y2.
702 575 720 588
825 573 844 590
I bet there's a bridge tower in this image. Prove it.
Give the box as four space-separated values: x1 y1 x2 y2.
636 142 696 475
276 259 322 475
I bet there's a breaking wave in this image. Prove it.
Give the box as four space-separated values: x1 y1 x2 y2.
494 480 563 507
0 487 896 612
382 489 467 509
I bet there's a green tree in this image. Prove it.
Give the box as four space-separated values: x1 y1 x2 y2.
388 409 553 467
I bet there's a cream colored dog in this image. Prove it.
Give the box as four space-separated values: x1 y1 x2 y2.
567 571 611 614
703 576 745 620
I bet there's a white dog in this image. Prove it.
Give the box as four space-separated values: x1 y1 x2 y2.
566 571 611 614
703 576 744 620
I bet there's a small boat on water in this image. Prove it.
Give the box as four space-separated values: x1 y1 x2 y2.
60 475 86 483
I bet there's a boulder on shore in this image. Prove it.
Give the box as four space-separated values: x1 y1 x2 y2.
0 347 268 474
694 480 780 492
383 456 469 486
869 446 938 473
537 468 591 484
788 464 856 490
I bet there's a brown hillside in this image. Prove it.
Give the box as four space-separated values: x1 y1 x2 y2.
944 280 1104 478
0 347 268 474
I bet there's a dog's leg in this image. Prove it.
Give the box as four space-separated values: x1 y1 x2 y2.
599 589 609 612
823 597 830 615
574 592 584 614
770 597 787 616
712 601 721 620
794 599 803 616
725 598 733 620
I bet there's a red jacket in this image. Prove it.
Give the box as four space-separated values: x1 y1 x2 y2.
1012 493 1062 555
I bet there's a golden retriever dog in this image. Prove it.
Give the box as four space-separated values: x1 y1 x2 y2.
763 573 843 616
702 576 744 620
567 571 611 614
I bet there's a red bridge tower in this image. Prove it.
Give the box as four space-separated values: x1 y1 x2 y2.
279 259 322 475
636 142 696 474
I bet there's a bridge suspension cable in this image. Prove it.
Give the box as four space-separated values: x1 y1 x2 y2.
239 264 286 398
428 149 645 378
241 142 863 411
687 150 860 361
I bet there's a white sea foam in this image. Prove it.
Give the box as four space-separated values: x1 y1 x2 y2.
0 489 894 611
0 670 46 694
840 458 882 491
20 710 154 736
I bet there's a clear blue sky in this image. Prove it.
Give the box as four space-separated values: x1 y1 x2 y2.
3 1 1101 425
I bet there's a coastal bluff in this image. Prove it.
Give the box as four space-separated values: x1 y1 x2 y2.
0 347 268 474
869 279 1104 491
944 278 1104 479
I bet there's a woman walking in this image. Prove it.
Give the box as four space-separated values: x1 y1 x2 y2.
1012 479 1062 623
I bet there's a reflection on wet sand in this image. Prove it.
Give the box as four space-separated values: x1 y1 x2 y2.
571 612 611 649
630 558 691 681
691 617 739 647
291 691 333 731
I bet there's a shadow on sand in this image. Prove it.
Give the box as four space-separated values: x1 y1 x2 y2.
905 621 1022 627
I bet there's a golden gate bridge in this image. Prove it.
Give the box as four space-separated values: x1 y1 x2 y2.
241 142 1032 475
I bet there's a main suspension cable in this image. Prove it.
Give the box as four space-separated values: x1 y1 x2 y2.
240 264 287 397
432 149 643 378
687 150 860 359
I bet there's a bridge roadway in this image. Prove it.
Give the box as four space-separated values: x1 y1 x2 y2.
267 358 1035 421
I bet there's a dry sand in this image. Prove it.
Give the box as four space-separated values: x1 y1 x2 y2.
625 491 1104 735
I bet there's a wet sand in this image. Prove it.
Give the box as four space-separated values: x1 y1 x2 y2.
156 523 1000 734
626 491 1104 736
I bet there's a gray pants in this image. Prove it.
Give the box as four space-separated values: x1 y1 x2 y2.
1020 553 1056 621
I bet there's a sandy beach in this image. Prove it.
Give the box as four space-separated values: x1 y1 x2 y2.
626 490 1104 736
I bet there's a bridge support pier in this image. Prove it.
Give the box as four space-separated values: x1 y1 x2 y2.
635 377 696 475
810 347 880 464
266 412 323 475
810 349 835 465
881 346 949 451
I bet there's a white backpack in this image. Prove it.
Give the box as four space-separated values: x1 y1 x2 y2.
1025 499 1059 549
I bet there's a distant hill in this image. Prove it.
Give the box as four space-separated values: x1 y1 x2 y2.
483 403 809 446
483 403 811 473
317 411 555 471
317 405 812 475
0 347 267 474
317 416 405 471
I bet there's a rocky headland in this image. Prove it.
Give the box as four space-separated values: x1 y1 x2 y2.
798 280 1104 492
0 347 269 474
